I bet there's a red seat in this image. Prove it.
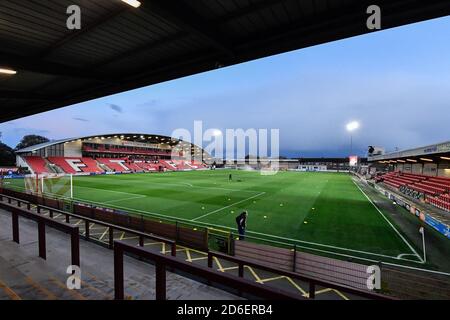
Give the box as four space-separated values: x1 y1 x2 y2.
97 158 131 172
47 157 103 174
24 156 48 174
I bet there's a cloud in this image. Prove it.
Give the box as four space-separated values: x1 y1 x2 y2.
137 99 159 108
72 117 89 122
108 104 123 113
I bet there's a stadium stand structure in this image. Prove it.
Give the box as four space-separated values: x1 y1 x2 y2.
369 141 450 213
96 158 130 172
15 134 209 175
23 156 49 174
376 172 450 212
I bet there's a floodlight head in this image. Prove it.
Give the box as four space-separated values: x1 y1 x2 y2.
346 121 360 132
212 129 222 137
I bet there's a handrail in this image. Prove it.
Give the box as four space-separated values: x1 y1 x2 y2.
208 250 394 300
113 240 304 300
0 200 80 267
0 192 177 254
37 204 176 254
0 192 393 300
0 194 32 210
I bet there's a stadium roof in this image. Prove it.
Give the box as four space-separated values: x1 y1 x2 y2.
15 133 202 153
368 140 450 162
1 0 450 122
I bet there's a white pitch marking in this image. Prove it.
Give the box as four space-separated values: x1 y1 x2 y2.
352 180 423 263
76 179 258 194
72 197 422 263
71 177 424 264
397 253 418 259
103 195 146 204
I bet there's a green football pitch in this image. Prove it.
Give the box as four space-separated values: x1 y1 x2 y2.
5 170 423 264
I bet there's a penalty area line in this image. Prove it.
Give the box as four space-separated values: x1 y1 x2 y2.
103 195 147 204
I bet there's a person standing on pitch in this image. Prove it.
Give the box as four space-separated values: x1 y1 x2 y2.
229 173 232 181
235 211 248 240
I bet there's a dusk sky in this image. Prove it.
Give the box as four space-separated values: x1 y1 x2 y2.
1 16 450 158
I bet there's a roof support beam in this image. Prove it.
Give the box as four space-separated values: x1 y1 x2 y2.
93 32 188 69
36 7 128 58
213 0 288 24
0 52 115 83
142 0 235 57
0 90 55 101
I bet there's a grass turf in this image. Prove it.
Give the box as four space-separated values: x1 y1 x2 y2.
5 170 419 262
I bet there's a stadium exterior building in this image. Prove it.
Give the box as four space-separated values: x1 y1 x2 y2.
14 133 211 175
368 140 450 178
366 141 450 238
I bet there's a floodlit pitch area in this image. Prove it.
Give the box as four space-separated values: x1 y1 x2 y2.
5 170 422 264
67 170 421 263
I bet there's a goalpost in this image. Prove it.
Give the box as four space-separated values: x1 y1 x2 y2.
24 173 73 199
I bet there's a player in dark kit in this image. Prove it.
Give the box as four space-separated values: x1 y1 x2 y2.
235 211 248 240
229 173 232 181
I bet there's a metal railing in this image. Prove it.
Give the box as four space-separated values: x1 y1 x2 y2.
207 251 393 300
113 240 304 300
0 198 80 267
37 204 176 254
0 192 395 300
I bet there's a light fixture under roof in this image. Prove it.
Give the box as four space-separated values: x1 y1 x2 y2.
121 0 141 8
406 159 417 163
440 156 450 161
420 158 433 162
0 68 16 75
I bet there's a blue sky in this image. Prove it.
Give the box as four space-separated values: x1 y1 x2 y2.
1 16 450 158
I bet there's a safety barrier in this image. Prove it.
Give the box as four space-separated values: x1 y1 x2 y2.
0 196 80 267
207 251 392 300
113 240 304 300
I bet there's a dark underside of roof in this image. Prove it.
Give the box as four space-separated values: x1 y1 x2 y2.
1 0 450 122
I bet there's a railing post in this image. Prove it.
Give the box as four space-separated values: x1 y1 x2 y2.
309 281 316 299
12 211 19 243
139 235 144 247
37 206 41 214
171 243 176 257
66 214 70 223
85 220 90 239
27 203 31 210
155 262 166 300
207 252 213 268
293 244 297 273
71 228 80 267
109 227 114 249
49 209 53 218
114 244 124 300
38 220 46 260
238 263 244 278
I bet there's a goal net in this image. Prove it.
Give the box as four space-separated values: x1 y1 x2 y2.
24 173 73 199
